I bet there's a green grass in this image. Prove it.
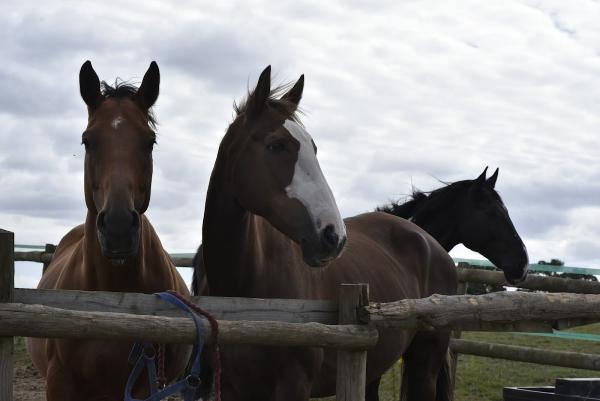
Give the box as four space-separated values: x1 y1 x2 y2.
313 324 600 401
15 326 600 401
14 336 31 366
454 325 600 401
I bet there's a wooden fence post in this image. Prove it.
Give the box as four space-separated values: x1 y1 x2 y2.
42 243 56 274
336 283 369 401
448 281 467 393
448 262 470 398
0 229 15 401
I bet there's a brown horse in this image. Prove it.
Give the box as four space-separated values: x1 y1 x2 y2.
201 66 457 401
27 61 190 401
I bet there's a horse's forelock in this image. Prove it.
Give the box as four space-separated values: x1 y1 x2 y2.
100 80 157 129
233 83 303 126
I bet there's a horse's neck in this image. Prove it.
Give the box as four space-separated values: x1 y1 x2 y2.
202 169 303 297
81 212 163 292
412 207 459 252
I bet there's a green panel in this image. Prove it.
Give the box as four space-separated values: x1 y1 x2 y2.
453 257 600 276
516 331 600 342
168 253 196 258
14 244 45 250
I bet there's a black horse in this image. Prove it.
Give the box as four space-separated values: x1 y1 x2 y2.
376 167 528 284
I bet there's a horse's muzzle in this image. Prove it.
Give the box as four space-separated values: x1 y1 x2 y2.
503 261 529 285
97 209 141 260
301 224 347 268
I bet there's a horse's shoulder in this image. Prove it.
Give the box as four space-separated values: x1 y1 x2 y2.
140 215 165 244
139 216 167 252
140 214 155 232
57 224 85 246
39 224 85 285
137 215 187 292
52 224 84 260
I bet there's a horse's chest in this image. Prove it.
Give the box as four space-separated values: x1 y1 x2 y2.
57 339 132 381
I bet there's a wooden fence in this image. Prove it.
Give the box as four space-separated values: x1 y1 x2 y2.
15 248 600 294
4 230 378 401
7 236 600 400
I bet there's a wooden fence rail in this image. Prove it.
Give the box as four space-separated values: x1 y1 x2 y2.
0 302 378 350
456 267 600 294
365 291 600 332
450 339 600 371
15 249 193 268
17 249 600 294
14 288 338 323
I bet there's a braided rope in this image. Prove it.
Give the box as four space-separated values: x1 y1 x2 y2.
156 343 167 389
167 290 222 401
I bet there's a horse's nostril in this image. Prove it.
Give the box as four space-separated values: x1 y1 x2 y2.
97 211 106 232
131 211 140 229
322 224 339 249
338 236 347 253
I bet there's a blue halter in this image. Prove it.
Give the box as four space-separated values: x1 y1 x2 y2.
124 292 206 401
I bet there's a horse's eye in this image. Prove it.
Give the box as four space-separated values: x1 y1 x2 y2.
82 138 90 151
266 141 285 153
148 137 157 150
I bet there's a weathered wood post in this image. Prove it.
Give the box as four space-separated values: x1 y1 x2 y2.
42 243 56 274
336 283 369 401
448 262 470 397
0 229 15 401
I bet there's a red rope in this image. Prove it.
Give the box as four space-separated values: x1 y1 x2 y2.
156 344 167 389
167 290 222 401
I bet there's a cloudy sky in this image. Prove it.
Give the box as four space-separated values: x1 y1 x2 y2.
2 0 600 288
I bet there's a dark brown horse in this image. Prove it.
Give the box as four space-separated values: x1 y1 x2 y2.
192 168 529 398
192 168 529 294
200 66 457 401
377 167 529 284
28 61 190 401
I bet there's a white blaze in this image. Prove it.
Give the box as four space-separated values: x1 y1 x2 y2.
111 116 123 130
283 120 346 238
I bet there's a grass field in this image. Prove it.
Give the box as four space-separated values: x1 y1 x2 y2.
315 324 600 401
453 325 600 401
14 325 600 400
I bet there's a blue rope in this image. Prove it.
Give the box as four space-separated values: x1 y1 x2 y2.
124 292 205 401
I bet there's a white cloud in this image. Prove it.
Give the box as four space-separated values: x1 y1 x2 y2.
2 0 600 291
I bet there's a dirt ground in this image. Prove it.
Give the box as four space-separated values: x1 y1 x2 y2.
13 339 45 401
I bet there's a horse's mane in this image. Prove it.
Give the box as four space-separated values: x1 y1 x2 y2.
377 180 504 220
233 83 303 125
101 80 157 129
376 192 428 218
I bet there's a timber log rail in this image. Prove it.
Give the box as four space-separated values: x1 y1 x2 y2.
6 234 600 400
365 291 600 332
15 247 600 295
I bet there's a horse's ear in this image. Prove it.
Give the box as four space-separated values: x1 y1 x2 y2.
475 166 488 184
246 65 271 118
281 74 304 109
79 60 101 108
487 168 499 188
137 61 160 109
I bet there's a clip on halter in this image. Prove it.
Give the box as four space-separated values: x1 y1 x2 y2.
124 292 205 401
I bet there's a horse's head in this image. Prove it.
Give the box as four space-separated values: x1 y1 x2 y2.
79 61 159 262
457 167 529 284
221 66 346 267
